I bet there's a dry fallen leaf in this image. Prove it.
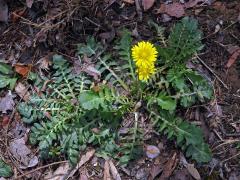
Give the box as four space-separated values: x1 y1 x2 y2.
0 0 8 22
38 55 52 71
44 163 70 180
226 48 240 68
104 160 111 180
26 0 34 8
1 115 10 127
15 82 30 101
109 160 121 180
159 152 178 179
186 164 201 180
9 138 38 169
79 168 88 180
149 164 163 180
14 64 32 77
83 66 101 81
226 44 240 54
142 0 155 11
122 0 134 4
155 0 210 18
0 91 15 113
184 0 206 8
73 55 101 80
212 1 226 12
155 3 185 18
66 149 95 179
213 103 223 117
11 9 26 23
146 145 160 159
99 29 116 43
10 121 27 139
180 154 201 180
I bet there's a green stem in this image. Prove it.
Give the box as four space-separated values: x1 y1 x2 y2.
62 70 76 99
149 110 192 137
99 57 129 91
131 112 139 152
52 87 69 101
171 92 197 99
128 54 136 81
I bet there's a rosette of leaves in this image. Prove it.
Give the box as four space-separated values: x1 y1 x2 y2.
18 17 213 166
146 17 213 162
18 54 132 165
0 62 17 90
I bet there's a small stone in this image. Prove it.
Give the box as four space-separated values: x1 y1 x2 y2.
146 145 160 159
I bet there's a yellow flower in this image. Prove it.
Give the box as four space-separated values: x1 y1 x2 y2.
131 41 158 81
137 64 156 81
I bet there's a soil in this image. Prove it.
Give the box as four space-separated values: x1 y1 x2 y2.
0 0 240 179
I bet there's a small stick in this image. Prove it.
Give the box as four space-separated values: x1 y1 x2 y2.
14 161 68 179
135 0 142 21
84 17 100 27
212 139 240 151
221 151 240 164
195 55 229 90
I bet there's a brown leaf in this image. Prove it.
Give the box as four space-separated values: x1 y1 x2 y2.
0 0 8 22
0 91 15 113
184 0 206 9
212 1 226 12
142 0 155 11
9 138 38 169
104 160 111 180
122 0 134 4
213 103 223 117
38 54 52 71
149 164 163 180
77 149 95 167
109 160 121 180
26 0 34 8
99 29 116 43
15 82 30 101
10 121 27 139
185 164 201 180
79 168 88 180
171 168 192 180
155 3 185 18
159 153 178 179
226 44 240 54
1 115 10 127
226 49 240 68
73 55 100 80
83 66 101 81
44 163 69 180
14 64 32 77
146 145 160 159
66 149 95 178
11 9 26 23
180 154 201 180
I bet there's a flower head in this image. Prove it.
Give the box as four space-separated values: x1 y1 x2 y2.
132 41 158 81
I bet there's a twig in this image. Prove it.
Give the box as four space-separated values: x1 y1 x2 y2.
84 17 100 27
14 161 68 179
4 86 32 176
221 151 240 164
220 124 240 137
65 149 95 179
212 139 240 151
202 21 238 40
135 0 142 21
195 55 229 90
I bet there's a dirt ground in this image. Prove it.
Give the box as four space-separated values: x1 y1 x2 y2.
0 0 240 179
